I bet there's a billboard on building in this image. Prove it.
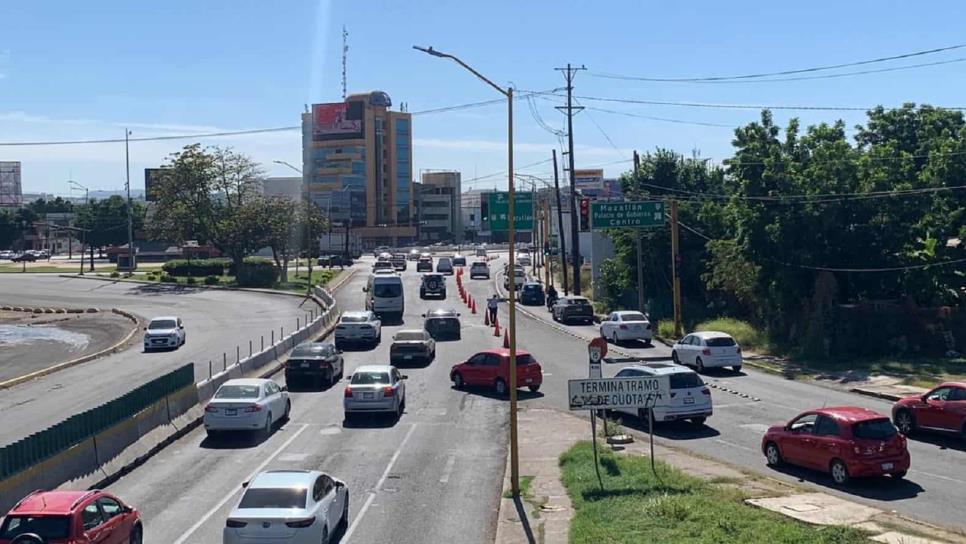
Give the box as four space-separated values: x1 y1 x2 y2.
573 168 622 200
144 168 168 202
312 102 364 141
0 161 22 207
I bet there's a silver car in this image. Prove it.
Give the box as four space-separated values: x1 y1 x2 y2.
143 315 186 351
203 378 290 438
389 329 436 365
224 469 348 544
343 365 407 421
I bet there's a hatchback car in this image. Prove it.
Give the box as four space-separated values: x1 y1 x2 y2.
423 308 462 340
469 261 490 279
611 363 712 425
0 490 142 544
224 470 348 544
416 256 433 272
515 251 532 266
391 253 408 271
504 267 527 291
452 254 467 267
450 348 543 396
344 365 408 421
892 381 966 440
519 282 545 306
390 329 436 365
143 315 186 351
334 311 382 349
475 247 487 257
763 407 910 485
204 379 290 438
672 331 742 373
600 311 653 346
420 273 446 299
436 257 454 275
284 342 344 388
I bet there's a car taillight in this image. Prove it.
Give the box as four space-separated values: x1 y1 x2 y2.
243 404 262 413
702 348 712 356
344 387 353 398
383 386 395 397
736 346 742 354
701 388 711 395
226 519 247 528
204 404 217 413
619 324 628 330
286 517 316 528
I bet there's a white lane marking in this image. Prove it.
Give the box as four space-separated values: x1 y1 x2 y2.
439 454 457 484
172 424 309 544
714 438 757 453
909 469 966 485
739 423 772 433
344 423 418 542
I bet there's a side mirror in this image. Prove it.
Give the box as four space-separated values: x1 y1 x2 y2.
335 481 345 489
401 374 409 380
421 313 427 318
362 287 368 292
346 374 353 381
337 349 343 354
143 327 147 331
242 481 249 488
457 313 461 317
280 385 288 392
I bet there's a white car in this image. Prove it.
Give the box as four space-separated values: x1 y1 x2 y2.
143 316 186 351
469 261 490 279
612 363 712 425
334 311 382 348
504 267 527 290
672 331 743 373
203 378 290 438
224 469 348 544
515 252 532 266
343 365 408 421
600 311 653 346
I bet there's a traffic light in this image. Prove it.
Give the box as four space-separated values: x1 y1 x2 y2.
579 198 590 231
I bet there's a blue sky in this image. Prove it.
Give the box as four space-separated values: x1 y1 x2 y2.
3 0 966 195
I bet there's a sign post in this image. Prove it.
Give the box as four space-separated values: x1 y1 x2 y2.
586 337 607 489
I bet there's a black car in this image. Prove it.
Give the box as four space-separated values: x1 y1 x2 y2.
416 257 433 272
520 282 546 306
420 273 447 299
317 254 350 267
423 308 462 340
284 341 344 387
552 296 595 325
12 253 38 263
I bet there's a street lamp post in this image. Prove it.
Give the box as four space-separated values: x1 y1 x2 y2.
415 45 522 497
69 180 89 275
125 129 134 272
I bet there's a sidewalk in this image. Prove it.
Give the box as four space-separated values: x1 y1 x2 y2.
495 408 963 544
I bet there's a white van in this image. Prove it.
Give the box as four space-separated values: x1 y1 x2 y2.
364 274 405 319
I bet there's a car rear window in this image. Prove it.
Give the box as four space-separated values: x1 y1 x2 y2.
215 385 261 399
291 345 327 357
572 298 590 306
373 283 402 297
341 315 368 323
620 312 647 322
239 488 307 509
395 331 425 341
0 515 71 539
352 372 390 385
705 336 736 347
669 372 704 389
523 285 541 292
852 418 897 440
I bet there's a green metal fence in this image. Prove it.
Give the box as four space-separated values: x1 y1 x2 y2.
0 363 194 480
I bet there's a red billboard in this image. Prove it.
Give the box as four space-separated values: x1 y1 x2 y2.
312 102 364 141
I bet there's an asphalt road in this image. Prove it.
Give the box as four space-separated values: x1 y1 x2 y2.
492 257 966 531
0 275 311 448
105 260 511 544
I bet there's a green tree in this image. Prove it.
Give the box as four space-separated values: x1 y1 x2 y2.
0 209 17 249
75 196 146 266
27 197 74 215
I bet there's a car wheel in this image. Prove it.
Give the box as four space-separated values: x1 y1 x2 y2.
894 409 916 435
764 442 783 466
528 385 540 393
696 357 706 373
339 493 349 532
830 459 850 485
396 401 404 420
732 365 742 373
671 351 680 364
611 332 620 345
892 471 907 480
453 372 464 389
322 525 330 544
262 413 272 439
643 339 652 347
205 429 219 439
689 417 706 425
494 378 508 397
129 523 143 544
283 400 291 421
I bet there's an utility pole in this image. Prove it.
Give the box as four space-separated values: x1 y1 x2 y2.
556 63 585 295
551 149 568 295
634 151 645 313
670 200 682 336
125 129 134 272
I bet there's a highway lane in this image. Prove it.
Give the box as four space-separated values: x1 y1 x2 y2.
480 255 966 531
0 275 312 447
105 262 510 543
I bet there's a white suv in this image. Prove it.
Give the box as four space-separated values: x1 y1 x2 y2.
143 316 186 351
611 363 712 426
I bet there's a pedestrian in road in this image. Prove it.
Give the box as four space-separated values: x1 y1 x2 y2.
487 294 499 324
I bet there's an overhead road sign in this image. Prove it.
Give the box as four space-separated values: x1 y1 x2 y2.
591 201 665 229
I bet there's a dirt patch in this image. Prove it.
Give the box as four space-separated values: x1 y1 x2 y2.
0 311 136 382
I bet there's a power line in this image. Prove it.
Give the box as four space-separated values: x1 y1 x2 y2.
588 42 966 83
462 158 554 186
636 180 966 203
579 104 734 128
575 99 621 152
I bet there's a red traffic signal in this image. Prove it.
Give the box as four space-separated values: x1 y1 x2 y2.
579 198 590 231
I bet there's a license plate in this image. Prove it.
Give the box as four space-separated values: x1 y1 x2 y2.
301 362 310 368
881 462 894 470
404 355 413 360
684 396 695 404
364 393 374 400
225 408 237 416
525 378 533 383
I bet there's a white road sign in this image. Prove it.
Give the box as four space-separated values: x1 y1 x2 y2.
568 376 670 411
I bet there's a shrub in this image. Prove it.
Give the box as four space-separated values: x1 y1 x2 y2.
162 258 229 277
109 271 120 278
657 320 679 340
204 275 220 285
185 276 196 285
159 274 178 283
695 317 767 352
236 258 278 288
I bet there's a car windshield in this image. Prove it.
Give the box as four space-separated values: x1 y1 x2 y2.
395 331 425 341
669 372 704 389
705 337 737 347
215 385 261 399
571 298 590 306
352 371 390 385
0 515 71 539
341 315 368 323
373 283 403 297
149 319 177 330
852 418 898 440
238 488 307 509
620 312 647 322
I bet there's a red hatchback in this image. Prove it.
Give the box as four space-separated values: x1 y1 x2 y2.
0 490 142 544
761 407 910 485
892 381 966 441
450 348 542 396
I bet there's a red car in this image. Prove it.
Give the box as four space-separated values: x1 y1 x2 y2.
761 407 909 485
450 348 542 396
892 381 966 440
0 490 142 544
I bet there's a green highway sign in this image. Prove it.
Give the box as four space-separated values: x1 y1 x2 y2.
591 201 665 229
487 192 533 231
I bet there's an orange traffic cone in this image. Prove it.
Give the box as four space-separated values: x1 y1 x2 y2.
493 317 501 337
484 306 490 325
471 297 477 314
503 329 509 348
